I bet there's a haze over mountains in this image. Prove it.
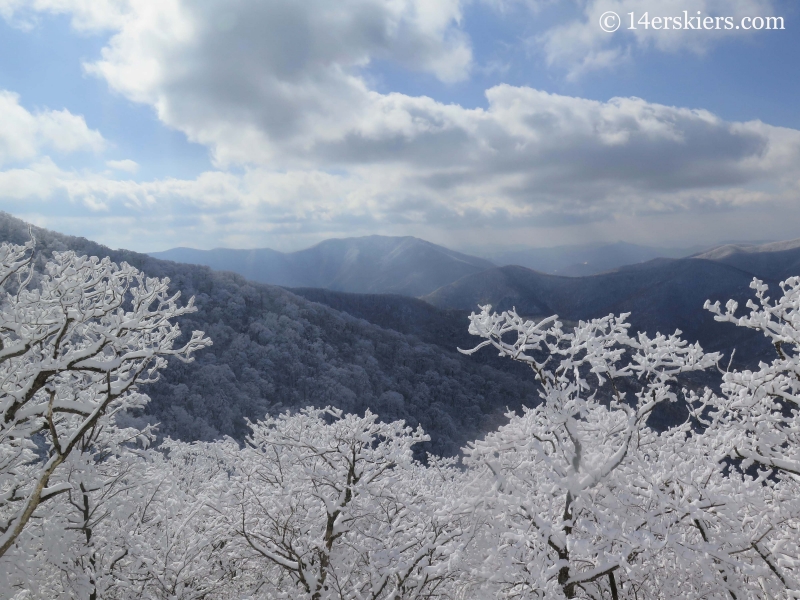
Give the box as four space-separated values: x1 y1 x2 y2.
149 232 800 369
150 238 712 291
691 238 800 281
483 241 707 277
150 237 494 297
421 238 799 365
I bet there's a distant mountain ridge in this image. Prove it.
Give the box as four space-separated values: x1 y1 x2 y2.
485 241 706 277
691 238 800 260
150 236 495 297
690 237 800 281
420 246 800 367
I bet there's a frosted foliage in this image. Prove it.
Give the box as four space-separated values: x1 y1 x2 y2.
1 235 798 600
218 408 472 600
698 276 800 595
704 277 800 476
460 308 718 598
458 302 799 598
0 237 211 593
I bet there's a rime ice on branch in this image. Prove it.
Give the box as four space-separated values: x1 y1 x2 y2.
460 307 725 598
0 237 211 558
223 407 471 600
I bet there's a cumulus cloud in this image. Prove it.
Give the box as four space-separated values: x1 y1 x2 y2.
77 0 472 166
4 88 799 237
5 158 799 252
2 0 799 250
0 90 105 165
69 0 796 209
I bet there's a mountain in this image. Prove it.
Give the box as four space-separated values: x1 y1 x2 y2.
691 238 800 281
149 236 495 297
289 288 478 353
422 257 787 367
0 213 534 458
4 210 795 451
486 241 705 277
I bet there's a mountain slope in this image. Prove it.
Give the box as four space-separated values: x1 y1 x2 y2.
150 236 495 297
691 238 800 281
487 241 704 276
422 259 780 365
0 213 533 457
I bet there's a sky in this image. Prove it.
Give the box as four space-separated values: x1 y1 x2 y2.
0 0 798 253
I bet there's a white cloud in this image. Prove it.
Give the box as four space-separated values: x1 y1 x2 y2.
537 0 778 79
36 108 106 153
3 86 799 242
3 0 799 251
64 0 791 190
80 0 472 166
0 158 62 199
106 158 139 173
0 90 105 165
6 160 800 252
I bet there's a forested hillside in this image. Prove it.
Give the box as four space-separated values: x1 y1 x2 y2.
0 213 534 457
423 259 779 367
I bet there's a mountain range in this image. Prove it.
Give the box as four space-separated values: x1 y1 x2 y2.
690 238 800 280
484 241 707 276
153 231 799 367
150 236 495 297
150 239 711 292
151 237 792 300
0 213 534 458
2 211 798 453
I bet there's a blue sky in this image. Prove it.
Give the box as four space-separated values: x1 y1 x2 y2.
0 0 798 252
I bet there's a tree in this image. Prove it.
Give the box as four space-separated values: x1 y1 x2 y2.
695 277 800 594
459 308 721 598
222 407 471 600
704 276 800 477
1 417 158 600
0 237 211 558
98 439 238 600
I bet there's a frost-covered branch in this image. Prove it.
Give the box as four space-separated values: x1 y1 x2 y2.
461 306 720 598
0 239 211 558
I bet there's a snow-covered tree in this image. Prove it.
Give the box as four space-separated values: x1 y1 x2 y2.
704 276 800 478
0 237 211 561
695 277 800 594
459 309 721 598
95 439 238 600
1 415 157 599
221 407 472 600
